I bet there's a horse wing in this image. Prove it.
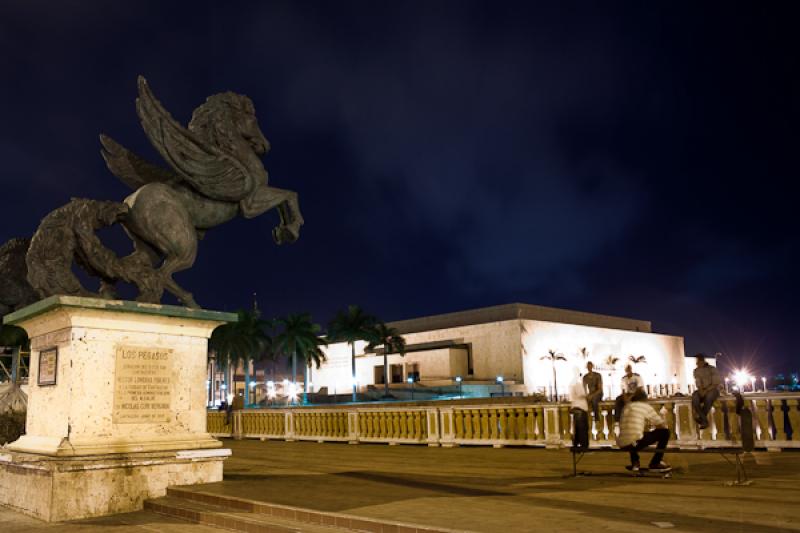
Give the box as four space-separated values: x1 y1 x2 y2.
99 134 179 190
135 76 252 202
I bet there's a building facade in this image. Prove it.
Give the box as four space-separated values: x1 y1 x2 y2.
310 303 688 400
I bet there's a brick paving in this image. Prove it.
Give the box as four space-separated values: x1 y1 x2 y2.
2 439 799 532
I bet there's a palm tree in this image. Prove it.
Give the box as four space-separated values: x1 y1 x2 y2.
578 347 589 360
540 349 567 401
209 310 271 406
274 313 327 404
367 322 406 399
628 354 647 371
327 305 379 402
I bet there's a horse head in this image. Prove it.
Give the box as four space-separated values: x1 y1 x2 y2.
189 92 270 159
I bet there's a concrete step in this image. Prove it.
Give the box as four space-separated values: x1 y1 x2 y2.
151 486 463 533
145 495 351 533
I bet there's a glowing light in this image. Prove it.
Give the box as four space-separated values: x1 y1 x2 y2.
496 376 504 383
220 383 227 390
287 382 298 401
455 376 462 383
407 377 414 384
733 369 751 388
266 380 274 388
249 381 256 388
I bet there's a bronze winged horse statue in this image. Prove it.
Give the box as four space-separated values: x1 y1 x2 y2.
96 76 304 308
1 76 300 314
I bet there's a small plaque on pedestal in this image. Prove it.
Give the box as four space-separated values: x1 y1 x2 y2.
113 346 173 424
37 347 57 386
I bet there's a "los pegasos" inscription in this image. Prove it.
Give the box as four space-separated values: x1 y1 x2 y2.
112 346 173 424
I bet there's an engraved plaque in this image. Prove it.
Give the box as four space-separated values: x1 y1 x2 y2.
112 346 173 424
37 347 58 386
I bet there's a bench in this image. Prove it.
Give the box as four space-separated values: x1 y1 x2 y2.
569 446 749 485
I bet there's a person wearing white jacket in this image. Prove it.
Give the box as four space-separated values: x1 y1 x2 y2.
569 368 590 449
616 391 671 471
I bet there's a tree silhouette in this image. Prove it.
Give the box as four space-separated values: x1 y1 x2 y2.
367 322 406 398
541 349 567 401
274 313 327 404
327 305 379 402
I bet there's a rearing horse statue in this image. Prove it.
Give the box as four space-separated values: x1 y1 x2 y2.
95 76 304 308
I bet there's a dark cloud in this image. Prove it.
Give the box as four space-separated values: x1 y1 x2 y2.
0 1 798 373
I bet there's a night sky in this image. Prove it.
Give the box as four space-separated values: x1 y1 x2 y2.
1 2 798 374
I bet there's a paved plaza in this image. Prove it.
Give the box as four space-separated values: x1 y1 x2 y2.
2 439 799 532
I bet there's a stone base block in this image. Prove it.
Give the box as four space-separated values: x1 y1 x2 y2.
0 448 229 522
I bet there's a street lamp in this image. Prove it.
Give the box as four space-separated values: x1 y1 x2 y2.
496 376 504 397
724 377 730 394
750 377 756 393
455 376 463 398
761 377 767 393
407 376 415 400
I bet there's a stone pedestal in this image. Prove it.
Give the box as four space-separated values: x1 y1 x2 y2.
0 296 237 521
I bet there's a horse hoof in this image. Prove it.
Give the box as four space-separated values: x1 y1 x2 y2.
273 226 298 245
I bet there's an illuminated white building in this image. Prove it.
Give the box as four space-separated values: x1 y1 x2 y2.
311 303 689 399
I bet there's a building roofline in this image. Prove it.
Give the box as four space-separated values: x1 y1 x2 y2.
387 302 652 335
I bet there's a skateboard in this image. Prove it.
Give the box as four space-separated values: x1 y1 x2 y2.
625 465 673 478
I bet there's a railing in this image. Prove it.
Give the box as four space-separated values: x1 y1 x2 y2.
209 393 800 450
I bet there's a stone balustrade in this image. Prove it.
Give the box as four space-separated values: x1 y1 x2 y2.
209 393 800 450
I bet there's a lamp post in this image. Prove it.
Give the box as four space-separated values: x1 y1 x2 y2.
455 376 463 398
408 376 415 400
761 377 767 393
497 376 504 397
750 377 756 393
724 377 730 394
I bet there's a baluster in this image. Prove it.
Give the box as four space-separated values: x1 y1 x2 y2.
480 410 489 440
392 411 401 439
398 410 408 439
496 409 506 441
488 409 498 440
662 401 677 441
525 408 536 440
515 408 526 441
471 410 481 440
454 409 464 439
534 407 546 440
711 405 724 441
787 399 800 441
754 399 770 442
676 401 694 445
775 400 789 441
767 400 777 441
560 405 572 445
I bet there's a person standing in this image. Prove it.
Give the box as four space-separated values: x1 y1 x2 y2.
614 364 646 423
617 391 671 471
569 369 590 449
582 361 603 420
692 354 722 429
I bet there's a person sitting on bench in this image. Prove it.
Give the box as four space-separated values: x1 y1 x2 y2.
614 364 646 423
616 391 671 472
692 354 722 429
